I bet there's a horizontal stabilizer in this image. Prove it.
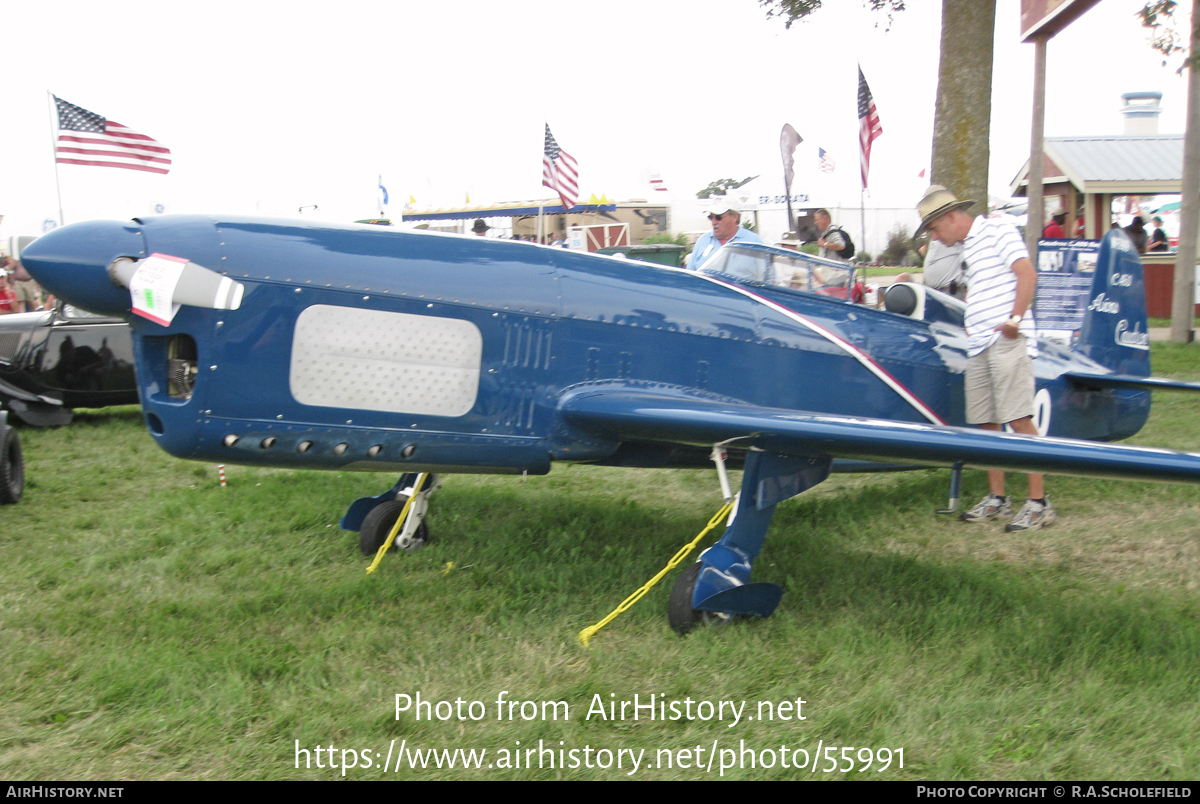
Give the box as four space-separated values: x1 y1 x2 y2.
559 385 1200 485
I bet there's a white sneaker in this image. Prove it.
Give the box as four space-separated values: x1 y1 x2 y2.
960 494 1012 522
1005 498 1056 532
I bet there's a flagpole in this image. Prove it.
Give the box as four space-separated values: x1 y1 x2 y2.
46 92 65 225
859 188 866 263
857 64 882 267
537 118 545 243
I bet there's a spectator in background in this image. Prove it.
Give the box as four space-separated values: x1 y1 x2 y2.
1124 216 1148 255
1149 216 1170 252
814 209 852 264
8 260 41 313
922 240 967 300
1043 212 1066 239
688 200 762 272
0 272 18 314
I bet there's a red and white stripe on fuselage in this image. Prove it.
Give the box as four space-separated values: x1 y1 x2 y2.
694 273 947 426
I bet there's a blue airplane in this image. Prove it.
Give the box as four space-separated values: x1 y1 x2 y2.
21 216 1200 633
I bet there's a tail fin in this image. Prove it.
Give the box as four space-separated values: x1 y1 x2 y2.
1074 230 1150 377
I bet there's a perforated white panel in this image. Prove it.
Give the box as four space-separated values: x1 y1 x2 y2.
290 305 482 416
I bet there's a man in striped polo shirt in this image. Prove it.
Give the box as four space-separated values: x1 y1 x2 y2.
915 185 1054 532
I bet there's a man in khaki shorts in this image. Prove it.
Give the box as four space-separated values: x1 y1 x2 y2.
916 185 1054 532
7 260 41 313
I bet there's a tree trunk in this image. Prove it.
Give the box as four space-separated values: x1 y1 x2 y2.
931 0 996 215
1169 0 1200 343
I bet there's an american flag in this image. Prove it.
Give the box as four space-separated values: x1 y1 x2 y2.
53 96 171 175
857 67 883 189
649 171 669 193
542 124 579 209
818 147 836 173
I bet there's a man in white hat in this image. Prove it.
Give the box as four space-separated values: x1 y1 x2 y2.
688 199 764 278
915 184 1053 532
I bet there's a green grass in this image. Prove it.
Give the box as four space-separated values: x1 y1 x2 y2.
3 343 1200 780
860 266 911 278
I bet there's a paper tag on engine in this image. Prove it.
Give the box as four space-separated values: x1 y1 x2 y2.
129 253 186 326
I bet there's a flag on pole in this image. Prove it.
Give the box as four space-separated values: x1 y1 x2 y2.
649 170 669 193
542 124 580 209
818 147 837 173
857 67 883 189
378 175 389 206
53 95 171 174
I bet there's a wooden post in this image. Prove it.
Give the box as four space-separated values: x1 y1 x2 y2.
1026 33 1048 258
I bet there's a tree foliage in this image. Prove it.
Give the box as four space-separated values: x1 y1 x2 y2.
759 0 906 29
878 224 916 266
1140 1 1200 71
642 232 691 247
695 176 759 199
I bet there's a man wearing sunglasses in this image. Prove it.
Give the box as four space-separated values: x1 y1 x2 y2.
689 200 763 275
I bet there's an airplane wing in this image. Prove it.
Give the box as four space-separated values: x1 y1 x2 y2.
559 385 1200 484
1063 371 1200 393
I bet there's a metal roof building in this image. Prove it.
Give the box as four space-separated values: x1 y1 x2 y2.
1012 132 1190 318
1010 134 1184 239
1012 135 1183 193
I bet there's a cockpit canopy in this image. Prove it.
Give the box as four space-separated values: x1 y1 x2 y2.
695 243 856 298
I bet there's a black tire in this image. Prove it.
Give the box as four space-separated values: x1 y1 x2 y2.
668 563 705 635
0 426 24 505
358 499 429 556
668 562 732 635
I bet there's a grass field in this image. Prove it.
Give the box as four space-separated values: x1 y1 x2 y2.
3 344 1200 780
860 266 912 278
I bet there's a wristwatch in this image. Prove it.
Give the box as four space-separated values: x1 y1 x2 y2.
1007 314 1022 327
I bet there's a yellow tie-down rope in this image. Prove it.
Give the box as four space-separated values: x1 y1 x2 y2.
578 501 733 647
366 472 429 574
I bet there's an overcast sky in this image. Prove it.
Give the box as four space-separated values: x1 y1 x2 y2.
0 0 1192 237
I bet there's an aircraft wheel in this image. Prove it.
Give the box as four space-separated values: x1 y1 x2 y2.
358 499 429 555
0 425 24 505
668 562 731 635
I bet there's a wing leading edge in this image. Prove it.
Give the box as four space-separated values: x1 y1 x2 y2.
559 385 1200 485
1064 372 1200 393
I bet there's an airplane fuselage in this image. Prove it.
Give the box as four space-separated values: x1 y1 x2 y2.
25 216 1144 476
